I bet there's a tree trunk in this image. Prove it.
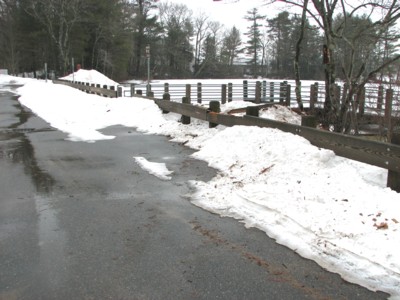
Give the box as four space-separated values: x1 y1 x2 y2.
294 0 308 111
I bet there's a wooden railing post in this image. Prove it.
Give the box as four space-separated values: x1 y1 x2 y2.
285 84 291 106
130 83 135 97
185 84 191 102
315 82 319 105
222 84 227 104
358 87 366 116
228 83 233 102
164 83 169 94
387 130 400 192
96 84 101 96
243 80 248 100
162 93 170 114
197 83 202 103
145 84 151 97
262 80 267 101
208 101 220 128
301 115 317 128
255 81 261 103
110 86 117 98
310 84 316 110
269 82 274 102
181 96 191 124
117 86 123 97
377 85 384 111
279 81 287 104
246 106 259 117
385 88 393 142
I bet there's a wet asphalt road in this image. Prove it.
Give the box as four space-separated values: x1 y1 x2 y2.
0 89 389 300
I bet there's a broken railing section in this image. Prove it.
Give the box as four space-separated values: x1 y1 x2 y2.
155 94 400 192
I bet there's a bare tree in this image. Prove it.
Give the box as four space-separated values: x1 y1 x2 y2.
293 0 308 111
265 0 400 132
27 0 83 74
193 20 223 78
193 13 210 73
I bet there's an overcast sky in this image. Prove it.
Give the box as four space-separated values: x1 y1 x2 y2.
158 0 285 34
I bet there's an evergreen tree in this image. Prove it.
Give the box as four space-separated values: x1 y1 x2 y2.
130 0 161 78
267 11 292 78
158 2 194 78
0 0 20 74
220 26 242 67
244 8 265 77
333 14 378 82
197 34 219 78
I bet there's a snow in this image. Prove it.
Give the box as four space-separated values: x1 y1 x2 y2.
133 156 174 180
0 74 35 86
60 69 119 87
3 71 400 298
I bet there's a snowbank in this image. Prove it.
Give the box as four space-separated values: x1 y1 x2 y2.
60 69 118 87
12 70 400 299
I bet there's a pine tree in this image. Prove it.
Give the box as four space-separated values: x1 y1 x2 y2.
158 2 194 78
220 26 242 67
267 11 292 78
244 8 265 77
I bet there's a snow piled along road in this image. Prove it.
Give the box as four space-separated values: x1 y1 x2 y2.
2 71 399 299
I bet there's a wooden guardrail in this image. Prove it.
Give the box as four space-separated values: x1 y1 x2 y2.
53 79 117 98
131 81 399 110
54 79 400 191
154 97 400 192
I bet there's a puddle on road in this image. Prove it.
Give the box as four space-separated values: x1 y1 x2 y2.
0 134 55 193
1 89 67 292
0 92 55 194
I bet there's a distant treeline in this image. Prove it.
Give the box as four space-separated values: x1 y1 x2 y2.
0 0 398 82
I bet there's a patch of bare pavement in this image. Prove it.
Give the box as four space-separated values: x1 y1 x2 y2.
0 90 389 299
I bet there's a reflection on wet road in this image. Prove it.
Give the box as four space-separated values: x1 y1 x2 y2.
0 90 65 299
0 90 389 299
0 90 55 193
0 134 55 193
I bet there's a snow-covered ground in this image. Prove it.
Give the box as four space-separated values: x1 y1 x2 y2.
60 69 119 87
2 71 400 299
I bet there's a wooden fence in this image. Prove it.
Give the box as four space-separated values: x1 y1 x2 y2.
153 96 400 192
53 79 118 98
54 78 400 191
127 80 399 115
56 78 399 122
